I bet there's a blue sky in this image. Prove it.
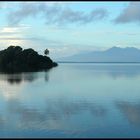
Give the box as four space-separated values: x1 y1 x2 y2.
0 1 140 59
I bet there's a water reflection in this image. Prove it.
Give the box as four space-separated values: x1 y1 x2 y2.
69 64 140 78
0 71 50 84
116 101 140 127
4 98 107 131
0 63 140 137
0 115 6 129
44 99 107 118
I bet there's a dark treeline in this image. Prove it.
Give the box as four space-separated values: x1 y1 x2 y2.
0 45 58 73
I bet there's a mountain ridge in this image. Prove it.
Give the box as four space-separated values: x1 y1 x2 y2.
57 47 140 62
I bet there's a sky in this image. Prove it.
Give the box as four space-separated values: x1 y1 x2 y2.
0 1 140 59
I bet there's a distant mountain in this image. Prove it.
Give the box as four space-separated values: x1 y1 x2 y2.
57 47 140 62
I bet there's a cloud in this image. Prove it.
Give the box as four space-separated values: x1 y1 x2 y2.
114 2 140 24
0 24 35 42
0 2 8 9
0 25 31 37
7 2 42 26
7 2 108 26
0 37 42 40
45 7 108 25
106 31 140 36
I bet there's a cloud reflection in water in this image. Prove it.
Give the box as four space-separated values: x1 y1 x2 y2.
4 98 107 131
116 101 140 127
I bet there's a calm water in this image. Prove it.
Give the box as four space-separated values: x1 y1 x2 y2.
0 63 140 138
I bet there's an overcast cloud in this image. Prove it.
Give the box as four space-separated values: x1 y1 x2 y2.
7 2 108 26
114 2 140 24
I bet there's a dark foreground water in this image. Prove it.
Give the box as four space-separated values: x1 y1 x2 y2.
0 63 140 138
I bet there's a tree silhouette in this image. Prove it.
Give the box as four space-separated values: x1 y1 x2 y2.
0 46 58 73
44 49 49 56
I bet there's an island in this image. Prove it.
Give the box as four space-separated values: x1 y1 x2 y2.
0 45 58 73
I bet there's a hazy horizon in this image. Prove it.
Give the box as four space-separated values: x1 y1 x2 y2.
0 2 140 59
56 46 140 62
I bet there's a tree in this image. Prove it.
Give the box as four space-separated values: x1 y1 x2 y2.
44 49 49 55
0 46 57 73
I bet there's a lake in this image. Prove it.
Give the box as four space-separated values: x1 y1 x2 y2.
0 63 140 138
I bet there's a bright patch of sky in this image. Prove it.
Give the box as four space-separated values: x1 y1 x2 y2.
0 1 139 58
